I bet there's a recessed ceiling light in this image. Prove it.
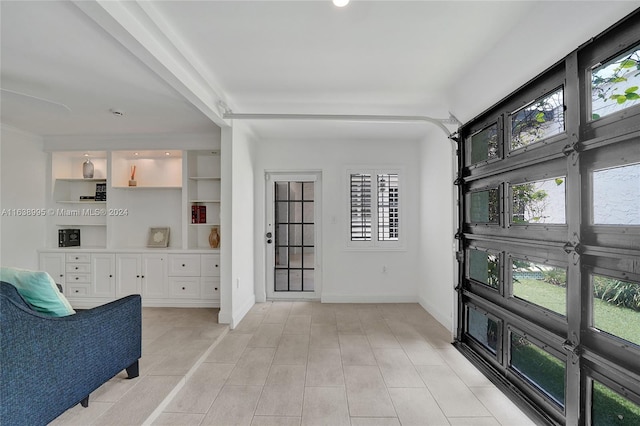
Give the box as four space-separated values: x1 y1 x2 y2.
165 152 171 156
134 152 139 156
333 0 349 7
110 108 125 117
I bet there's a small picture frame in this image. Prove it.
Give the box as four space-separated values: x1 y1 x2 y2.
147 227 170 248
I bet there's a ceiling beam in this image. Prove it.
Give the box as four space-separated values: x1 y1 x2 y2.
72 0 230 128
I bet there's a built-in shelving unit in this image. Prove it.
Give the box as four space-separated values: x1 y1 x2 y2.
50 152 108 248
42 135 223 309
186 150 221 249
47 148 221 251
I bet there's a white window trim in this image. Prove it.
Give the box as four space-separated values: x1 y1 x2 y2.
345 167 404 250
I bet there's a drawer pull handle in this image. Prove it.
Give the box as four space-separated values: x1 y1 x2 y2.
75 267 79 270
75 290 79 293
141 275 145 279
136 275 140 278
182 287 186 290
75 257 79 260
215 264 218 268
182 264 186 267
214 287 218 291
75 277 79 280
109 275 113 278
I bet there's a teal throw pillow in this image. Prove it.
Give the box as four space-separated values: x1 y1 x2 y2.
0 266 75 317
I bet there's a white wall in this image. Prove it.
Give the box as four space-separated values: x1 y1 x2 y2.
418 129 456 332
0 125 48 269
253 137 421 303
219 121 256 328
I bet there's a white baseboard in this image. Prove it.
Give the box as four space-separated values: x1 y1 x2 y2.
418 294 453 333
321 293 418 304
230 293 256 329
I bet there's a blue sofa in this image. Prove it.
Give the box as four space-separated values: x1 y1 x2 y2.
0 281 142 425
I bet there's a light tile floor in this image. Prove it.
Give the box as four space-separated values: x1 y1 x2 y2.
52 302 536 426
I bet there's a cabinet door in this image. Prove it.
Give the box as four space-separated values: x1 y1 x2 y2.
201 277 220 300
142 254 167 298
92 254 115 298
39 253 65 287
201 254 221 277
116 254 141 297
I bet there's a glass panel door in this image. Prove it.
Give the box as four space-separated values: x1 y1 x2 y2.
266 174 320 299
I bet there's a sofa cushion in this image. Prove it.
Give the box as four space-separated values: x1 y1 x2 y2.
0 267 75 317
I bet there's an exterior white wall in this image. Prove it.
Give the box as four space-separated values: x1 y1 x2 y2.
0 125 48 269
219 122 256 328
253 138 421 303
418 129 456 332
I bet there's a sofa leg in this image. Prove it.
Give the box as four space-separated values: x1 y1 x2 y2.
126 360 139 379
80 396 89 408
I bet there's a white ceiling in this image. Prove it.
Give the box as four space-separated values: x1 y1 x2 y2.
1 1 638 142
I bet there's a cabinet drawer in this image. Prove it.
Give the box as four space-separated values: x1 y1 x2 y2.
67 285 89 297
201 255 220 277
168 255 201 277
66 253 90 263
66 273 91 284
201 277 220 299
169 277 200 298
66 263 91 273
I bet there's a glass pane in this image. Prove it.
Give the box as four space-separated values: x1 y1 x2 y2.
378 173 399 241
290 224 302 246
290 182 302 200
275 247 288 267
276 182 289 201
511 88 564 150
593 275 640 347
303 270 315 292
471 124 499 165
469 249 499 289
592 380 640 425
303 224 314 246
593 163 640 225
303 247 315 269
591 44 640 120
289 201 303 223
512 177 566 224
289 248 302 268
469 189 499 223
303 182 314 201
512 260 566 316
351 173 372 241
275 269 288 291
303 201 314 223
276 224 288 247
289 270 302 291
467 307 499 354
510 332 566 407
276 201 289 224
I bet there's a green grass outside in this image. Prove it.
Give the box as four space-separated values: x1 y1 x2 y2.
513 278 640 345
511 278 640 423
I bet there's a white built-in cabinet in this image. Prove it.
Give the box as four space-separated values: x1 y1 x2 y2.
40 147 222 309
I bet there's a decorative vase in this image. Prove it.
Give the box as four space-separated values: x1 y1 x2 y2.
208 227 220 249
82 159 94 179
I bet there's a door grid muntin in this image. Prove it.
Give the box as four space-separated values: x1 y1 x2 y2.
274 181 314 292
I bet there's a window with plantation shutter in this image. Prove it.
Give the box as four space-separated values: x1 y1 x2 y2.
348 169 401 248
350 173 372 241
